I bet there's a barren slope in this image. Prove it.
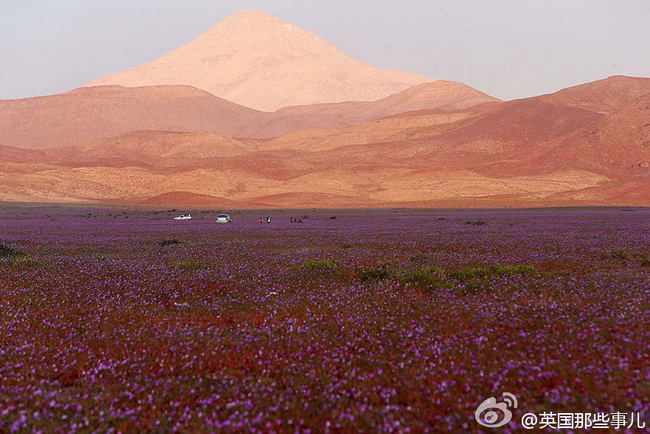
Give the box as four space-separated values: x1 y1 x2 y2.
261 110 480 152
1 80 500 149
0 86 268 149
537 75 650 114
520 92 650 177
0 145 49 163
263 97 599 155
51 131 254 167
274 81 499 124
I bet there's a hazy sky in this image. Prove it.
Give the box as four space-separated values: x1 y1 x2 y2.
1 0 648 101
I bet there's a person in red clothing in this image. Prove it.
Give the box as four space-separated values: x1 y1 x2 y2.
290 216 294 223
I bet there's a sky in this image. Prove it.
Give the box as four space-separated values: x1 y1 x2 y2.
1 0 649 101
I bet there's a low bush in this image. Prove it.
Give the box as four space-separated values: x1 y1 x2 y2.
399 265 452 291
0 243 24 258
408 252 428 263
176 261 217 271
611 248 647 262
400 265 446 285
360 266 392 282
303 259 338 272
450 264 536 281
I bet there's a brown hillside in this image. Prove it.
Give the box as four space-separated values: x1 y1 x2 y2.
0 85 266 149
537 75 650 114
51 131 253 167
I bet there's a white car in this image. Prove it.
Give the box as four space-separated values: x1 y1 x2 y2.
174 214 192 220
215 214 232 223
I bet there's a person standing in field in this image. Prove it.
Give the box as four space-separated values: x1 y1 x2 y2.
290 216 294 223
259 217 263 225
267 216 271 224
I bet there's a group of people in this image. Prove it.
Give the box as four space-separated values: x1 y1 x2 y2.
258 216 304 224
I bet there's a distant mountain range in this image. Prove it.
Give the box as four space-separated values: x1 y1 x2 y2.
1 10 648 207
0 81 498 150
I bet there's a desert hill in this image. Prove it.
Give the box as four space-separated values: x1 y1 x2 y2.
0 145 48 164
85 10 434 111
274 81 499 125
262 91 603 154
0 81 498 149
50 131 254 167
1 73 649 206
260 109 481 152
537 75 650 114
519 92 650 177
419 99 604 161
139 192 248 207
0 85 266 149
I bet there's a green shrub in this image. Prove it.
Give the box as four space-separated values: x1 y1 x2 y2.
303 259 338 272
160 238 182 247
360 266 392 282
0 243 24 258
399 265 452 291
76 245 103 256
401 265 446 284
502 264 536 275
612 248 647 261
446 265 535 295
408 252 428 262
450 264 535 281
176 261 217 270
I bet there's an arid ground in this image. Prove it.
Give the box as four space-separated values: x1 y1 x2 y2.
1 207 648 431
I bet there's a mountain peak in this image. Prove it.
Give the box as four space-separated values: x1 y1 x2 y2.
223 9 286 22
86 10 434 111
211 9 302 32
193 9 339 56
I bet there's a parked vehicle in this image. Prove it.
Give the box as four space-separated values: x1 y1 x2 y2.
216 214 232 223
174 214 192 220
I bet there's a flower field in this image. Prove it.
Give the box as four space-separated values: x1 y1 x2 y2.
1 207 649 432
